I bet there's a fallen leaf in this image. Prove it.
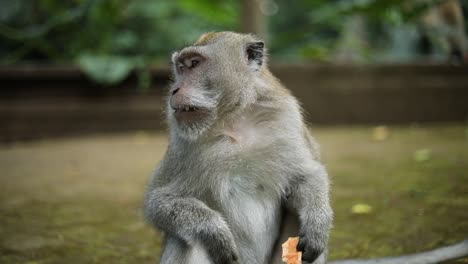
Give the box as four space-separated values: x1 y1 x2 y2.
371 126 389 141
413 149 431 162
351 203 372 214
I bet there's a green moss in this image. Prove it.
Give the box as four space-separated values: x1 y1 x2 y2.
319 125 468 261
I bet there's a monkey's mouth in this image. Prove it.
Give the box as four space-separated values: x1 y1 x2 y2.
171 104 210 122
172 105 200 113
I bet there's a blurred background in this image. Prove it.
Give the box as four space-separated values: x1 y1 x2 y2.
0 0 467 263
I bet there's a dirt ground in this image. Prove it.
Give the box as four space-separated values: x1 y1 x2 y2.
1 124 467 263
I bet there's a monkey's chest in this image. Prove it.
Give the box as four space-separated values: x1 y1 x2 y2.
217 170 283 263
180 142 288 262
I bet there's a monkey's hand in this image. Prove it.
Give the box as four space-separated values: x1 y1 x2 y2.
297 230 327 263
202 217 239 264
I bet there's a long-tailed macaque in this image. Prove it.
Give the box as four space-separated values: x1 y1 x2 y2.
143 31 468 264
144 31 332 264
420 0 467 63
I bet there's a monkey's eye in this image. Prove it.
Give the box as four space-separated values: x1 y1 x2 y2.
190 59 200 68
178 65 185 72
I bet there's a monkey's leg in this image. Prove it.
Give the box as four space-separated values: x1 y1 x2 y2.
270 210 328 264
160 236 190 264
160 236 212 264
271 210 300 264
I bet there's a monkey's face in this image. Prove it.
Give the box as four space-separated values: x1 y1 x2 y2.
168 32 265 140
168 49 219 140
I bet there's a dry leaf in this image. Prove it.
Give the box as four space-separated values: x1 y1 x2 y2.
371 126 389 141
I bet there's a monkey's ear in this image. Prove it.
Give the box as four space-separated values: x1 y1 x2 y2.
171 51 179 65
246 41 264 70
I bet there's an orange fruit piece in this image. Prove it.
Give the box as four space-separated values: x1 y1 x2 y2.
282 237 302 264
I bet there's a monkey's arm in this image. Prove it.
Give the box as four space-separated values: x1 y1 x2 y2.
288 160 333 263
143 186 239 264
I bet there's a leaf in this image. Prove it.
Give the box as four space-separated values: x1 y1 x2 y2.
351 203 372 214
413 149 431 162
76 54 136 84
371 126 389 141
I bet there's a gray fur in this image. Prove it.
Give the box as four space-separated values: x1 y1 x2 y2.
143 31 333 264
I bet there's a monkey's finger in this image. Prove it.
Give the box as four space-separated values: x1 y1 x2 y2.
302 247 321 263
297 237 307 252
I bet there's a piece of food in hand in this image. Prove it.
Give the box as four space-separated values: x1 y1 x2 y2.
282 237 302 264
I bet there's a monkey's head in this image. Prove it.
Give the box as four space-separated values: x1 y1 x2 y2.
168 32 267 140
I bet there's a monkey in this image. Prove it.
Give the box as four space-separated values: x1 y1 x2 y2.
419 0 467 63
143 31 332 264
143 31 468 264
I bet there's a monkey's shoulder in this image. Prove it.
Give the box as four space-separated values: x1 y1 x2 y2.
158 130 313 190
221 103 304 143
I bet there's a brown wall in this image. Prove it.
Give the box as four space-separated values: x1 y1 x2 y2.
272 64 468 123
1 64 467 141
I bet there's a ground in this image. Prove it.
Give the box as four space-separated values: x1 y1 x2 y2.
0 125 467 263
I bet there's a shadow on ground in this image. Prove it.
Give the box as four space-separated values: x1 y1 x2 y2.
0 125 467 263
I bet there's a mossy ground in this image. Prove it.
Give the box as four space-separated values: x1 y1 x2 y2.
1 125 467 263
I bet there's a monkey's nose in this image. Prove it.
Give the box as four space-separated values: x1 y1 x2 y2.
172 88 180 95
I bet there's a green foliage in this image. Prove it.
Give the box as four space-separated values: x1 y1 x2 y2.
0 0 448 84
269 0 442 61
76 54 137 84
178 0 239 26
300 45 331 62
0 0 239 87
